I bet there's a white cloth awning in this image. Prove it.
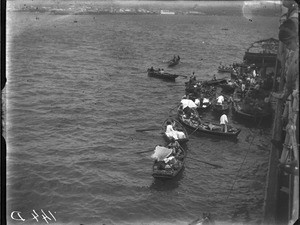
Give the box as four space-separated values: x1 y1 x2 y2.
181 99 197 109
151 146 173 161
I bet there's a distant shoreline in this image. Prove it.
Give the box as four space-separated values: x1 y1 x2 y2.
7 0 281 17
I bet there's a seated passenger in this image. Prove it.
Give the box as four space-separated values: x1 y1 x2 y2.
168 138 180 150
165 121 186 140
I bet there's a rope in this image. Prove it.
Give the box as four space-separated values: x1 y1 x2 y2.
188 126 200 136
225 118 263 201
169 103 181 115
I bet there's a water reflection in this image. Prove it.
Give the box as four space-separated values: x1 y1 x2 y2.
149 168 184 191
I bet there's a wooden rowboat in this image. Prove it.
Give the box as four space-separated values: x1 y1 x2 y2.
202 78 227 86
161 117 189 144
167 57 180 67
232 100 272 121
152 143 187 179
177 106 241 138
218 66 234 73
147 69 179 81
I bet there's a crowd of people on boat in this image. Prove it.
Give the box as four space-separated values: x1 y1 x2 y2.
148 67 166 74
218 63 234 72
186 60 274 118
228 63 274 116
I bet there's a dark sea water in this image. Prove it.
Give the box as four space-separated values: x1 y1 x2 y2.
5 1 280 225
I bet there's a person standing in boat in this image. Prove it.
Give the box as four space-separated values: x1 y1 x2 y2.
220 113 228 132
216 95 224 105
189 72 196 83
241 83 246 98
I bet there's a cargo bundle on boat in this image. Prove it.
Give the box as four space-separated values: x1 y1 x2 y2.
161 117 189 144
151 143 187 179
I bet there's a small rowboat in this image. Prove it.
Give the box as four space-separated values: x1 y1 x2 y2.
189 213 214 225
152 143 187 179
202 78 227 86
168 57 180 67
177 106 241 138
161 117 189 144
232 100 272 121
218 66 234 73
147 69 179 81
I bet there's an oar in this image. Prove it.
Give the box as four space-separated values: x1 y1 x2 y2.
135 148 155 154
167 84 185 87
188 157 223 169
169 103 181 114
188 125 200 136
136 126 161 132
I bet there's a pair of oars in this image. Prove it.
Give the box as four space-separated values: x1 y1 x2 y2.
135 126 223 169
135 147 223 169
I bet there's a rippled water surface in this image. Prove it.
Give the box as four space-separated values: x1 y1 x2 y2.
5 2 279 225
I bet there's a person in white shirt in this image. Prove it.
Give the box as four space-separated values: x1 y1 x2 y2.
216 95 224 105
165 121 186 140
220 113 228 132
194 98 200 107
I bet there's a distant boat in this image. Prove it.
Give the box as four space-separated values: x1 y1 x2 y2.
147 68 179 82
160 10 175 15
167 57 180 67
